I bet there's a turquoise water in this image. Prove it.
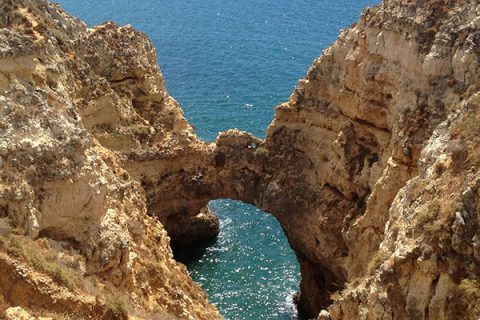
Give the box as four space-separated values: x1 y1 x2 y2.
56 1 378 319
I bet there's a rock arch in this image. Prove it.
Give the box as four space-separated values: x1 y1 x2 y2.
121 128 365 318
4 0 480 319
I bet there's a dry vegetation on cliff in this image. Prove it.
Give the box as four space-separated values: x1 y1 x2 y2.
0 0 220 318
1 0 480 319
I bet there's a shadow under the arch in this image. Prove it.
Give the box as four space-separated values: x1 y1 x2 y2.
171 199 301 320
172 236 218 265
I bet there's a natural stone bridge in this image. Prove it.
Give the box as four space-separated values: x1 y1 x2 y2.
3 0 480 318
122 126 378 318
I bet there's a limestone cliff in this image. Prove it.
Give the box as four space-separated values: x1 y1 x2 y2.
158 0 480 318
0 0 219 318
2 0 480 319
258 0 480 318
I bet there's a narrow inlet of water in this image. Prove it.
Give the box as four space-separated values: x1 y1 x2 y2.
174 200 300 320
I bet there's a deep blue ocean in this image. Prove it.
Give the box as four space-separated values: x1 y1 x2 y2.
56 1 379 319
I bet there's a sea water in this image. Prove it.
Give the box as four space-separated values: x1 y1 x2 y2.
55 1 379 319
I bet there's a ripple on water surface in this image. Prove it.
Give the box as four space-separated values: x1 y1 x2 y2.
186 200 300 320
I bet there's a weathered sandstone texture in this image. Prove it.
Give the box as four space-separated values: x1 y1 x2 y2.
154 0 480 318
2 0 480 319
256 0 480 318
0 0 219 318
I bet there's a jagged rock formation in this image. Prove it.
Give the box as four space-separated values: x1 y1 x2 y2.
261 1 480 318
164 0 480 318
2 0 480 319
0 0 219 318
219 0 480 318
152 0 480 318
256 0 480 318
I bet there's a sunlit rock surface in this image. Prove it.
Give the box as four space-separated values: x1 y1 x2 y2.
2 0 480 319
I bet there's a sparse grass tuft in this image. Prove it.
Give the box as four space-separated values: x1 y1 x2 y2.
5 235 81 290
0 219 145 318
0 219 81 290
367 250 390 275
107 291 129 318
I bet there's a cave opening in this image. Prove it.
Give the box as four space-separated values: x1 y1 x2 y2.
173 199 301 320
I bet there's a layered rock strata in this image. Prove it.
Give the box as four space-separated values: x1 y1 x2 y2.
0 0 219 318
257 0 480 318
2 0 480 319
239 1 480 318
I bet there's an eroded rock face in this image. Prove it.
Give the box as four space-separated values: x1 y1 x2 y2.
2 0 480 319
162 0 480 318
0 0 219 318
252 0 480 318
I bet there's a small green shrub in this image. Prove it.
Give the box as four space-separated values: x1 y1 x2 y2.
129 124 150 138
433 161 446 177
451 108 480 142
254 146 269 157
458 279 480 298
450 278 480 318
107 291 128 318
416 200 440 225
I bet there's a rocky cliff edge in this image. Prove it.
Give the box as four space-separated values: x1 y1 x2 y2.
2 0 480 320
